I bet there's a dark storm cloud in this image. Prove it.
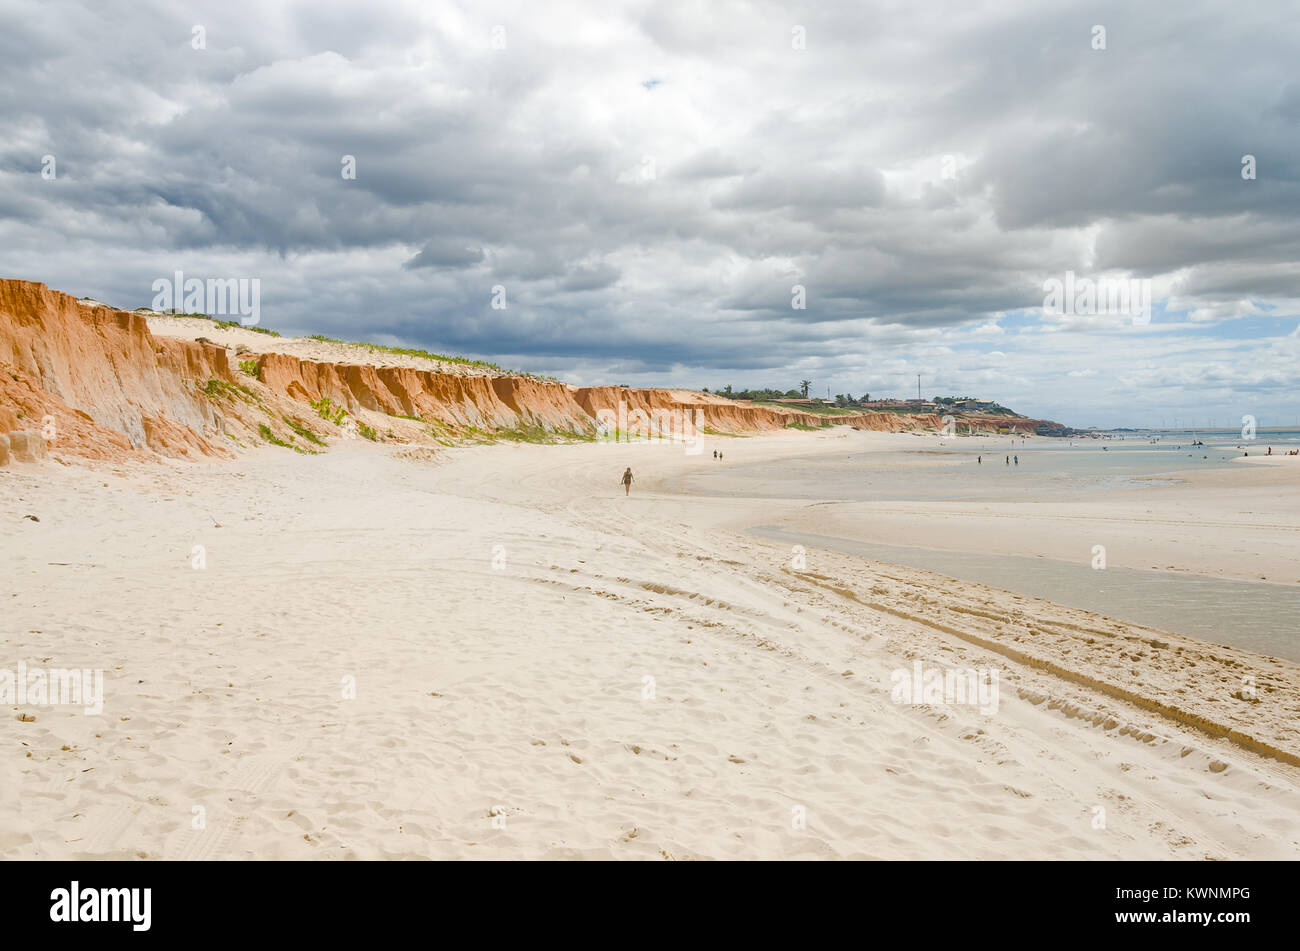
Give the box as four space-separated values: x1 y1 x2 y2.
404 238 486 270
0 0 1297 426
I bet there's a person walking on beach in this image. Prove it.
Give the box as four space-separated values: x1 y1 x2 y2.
621 467 634 496
977 455 981 464
1005 455 1009 465
713 449 718 459
1014 455 1019 466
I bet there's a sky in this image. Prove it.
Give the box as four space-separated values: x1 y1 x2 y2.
1 0 1298 430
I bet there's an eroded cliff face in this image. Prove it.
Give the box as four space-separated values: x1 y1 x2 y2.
0 280 237 462
257 352 589 430
0 279 956 466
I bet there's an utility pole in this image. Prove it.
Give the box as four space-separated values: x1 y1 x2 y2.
917 374 921 400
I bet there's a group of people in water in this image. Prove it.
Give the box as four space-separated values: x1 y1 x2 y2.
1238 446 1295 457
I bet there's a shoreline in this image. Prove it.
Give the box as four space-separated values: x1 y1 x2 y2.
747 524 1300 660
665 431 1300 588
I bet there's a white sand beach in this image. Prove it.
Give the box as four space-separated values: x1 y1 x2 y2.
4 430 1299 860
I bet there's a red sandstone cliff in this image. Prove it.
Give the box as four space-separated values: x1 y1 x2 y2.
0 279 989 466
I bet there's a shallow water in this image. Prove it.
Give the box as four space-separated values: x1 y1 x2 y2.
751 526 1300 661
682 433 1280 503
673 430 1300 658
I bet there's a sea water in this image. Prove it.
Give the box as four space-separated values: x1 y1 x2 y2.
750 526 1300 661
680 430 1297 504
677 430 1300 658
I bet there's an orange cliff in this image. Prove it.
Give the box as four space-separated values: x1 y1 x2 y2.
0 278 951 466
0 280 235 464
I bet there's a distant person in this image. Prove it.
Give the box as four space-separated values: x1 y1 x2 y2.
713 449 717 459
621 467 634 495
977 455 981 464
1014 455 1019 466
718 451 723 462
1005 455 1009 465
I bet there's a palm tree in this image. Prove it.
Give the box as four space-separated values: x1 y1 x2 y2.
799 379 812 397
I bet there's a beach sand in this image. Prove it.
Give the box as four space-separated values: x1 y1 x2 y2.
3 430 1299 859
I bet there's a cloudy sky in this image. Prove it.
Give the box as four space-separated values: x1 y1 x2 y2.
2 0 1298 428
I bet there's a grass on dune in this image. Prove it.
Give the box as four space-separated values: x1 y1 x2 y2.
426 421 600 447
258 422 318 454
305 334 501 372
199 377 260 404
752 400 860 416
303 334 559 382
701 426 747 437
285 419 327 446
310 396 347 426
